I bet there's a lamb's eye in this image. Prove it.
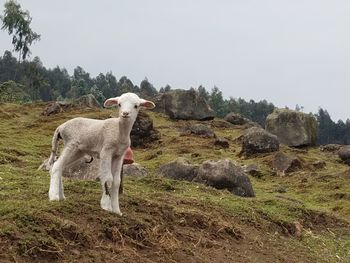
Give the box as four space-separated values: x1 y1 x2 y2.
134 105 138 109
118 103 121 107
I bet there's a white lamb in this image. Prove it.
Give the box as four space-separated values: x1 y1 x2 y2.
46 92 155 215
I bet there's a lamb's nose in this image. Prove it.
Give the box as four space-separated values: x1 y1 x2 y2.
122 112 129 117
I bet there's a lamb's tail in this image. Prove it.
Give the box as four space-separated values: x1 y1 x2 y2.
38 127 62 171
47 127 62 168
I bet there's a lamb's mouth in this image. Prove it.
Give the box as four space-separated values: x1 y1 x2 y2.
122 116 130 119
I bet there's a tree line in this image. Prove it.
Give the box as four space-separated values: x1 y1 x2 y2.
0 50 275 123
1 50 350 145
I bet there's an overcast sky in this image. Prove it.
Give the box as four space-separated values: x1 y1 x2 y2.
1 0 350 121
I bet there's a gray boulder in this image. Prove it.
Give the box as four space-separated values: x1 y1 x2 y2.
272 152 302 175
214 137 230 148
194 159 255 197
224 112 259 127
42 94 101 116
320 144 342 153
62 158 148 179
179 123 216 138
244 164 263 178
240 127 279 156
338 146 350 165
157 157 199 181
123 163 148 177
224 112 249 125
42 102 63 116
154 89 215 120
63 156 99 180
131 111 161 147
74 94 101 108
312 160 326 169
266 109 317 147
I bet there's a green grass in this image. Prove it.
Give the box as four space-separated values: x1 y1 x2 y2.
0 103 349 262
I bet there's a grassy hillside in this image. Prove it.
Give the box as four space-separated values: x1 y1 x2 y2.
0 103 349 262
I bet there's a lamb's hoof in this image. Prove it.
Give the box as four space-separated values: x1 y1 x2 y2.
114 211 123 216
101 195 112 211
49 195 65 201
101 205 113 212
38 160 52 171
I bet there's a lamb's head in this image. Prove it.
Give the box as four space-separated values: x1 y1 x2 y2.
104 92 155 122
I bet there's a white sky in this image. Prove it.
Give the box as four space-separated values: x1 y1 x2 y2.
1 0 350 121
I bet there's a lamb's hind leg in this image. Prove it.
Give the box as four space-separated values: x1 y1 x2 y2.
49 145 81 201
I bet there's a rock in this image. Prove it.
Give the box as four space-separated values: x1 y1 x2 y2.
63 155 99 180
62 157 148 180
320 144 342 153
194 159 255 197
157 157 199 181
292 221 303 238
71 249 80 256
274 185 287 193
131 111 161 147
338 146 350 165
214 137 230 148
42 102 63 116
209 119 234 129
224 113 261 128
74 94 101 108
272 152 302 175
42 94 101 116
265 109 318 147
312 160 326 169
123 163 148 177
153 89 215 120
179 123 216 138
244 164 263 178
240 127 279 156
224 112 250 125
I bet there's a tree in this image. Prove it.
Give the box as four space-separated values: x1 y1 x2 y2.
140 77 157 98
105 71 118 96
208 86 227 118
22 56 48 100
89 85 105 105
0 50 17 81
316 108 336 144
0 80 29 102
44 66 71 99
197 85 209 101
1 0 40 62
118 76 136 95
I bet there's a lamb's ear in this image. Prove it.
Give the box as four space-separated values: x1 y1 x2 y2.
140 99 155 109
104 97 119 108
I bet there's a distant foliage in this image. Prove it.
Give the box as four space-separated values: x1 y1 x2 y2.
197 86 275 126
316 108 350 145
0 51 144 102
140 78 158 99
0 80 30 102
0 51 349 145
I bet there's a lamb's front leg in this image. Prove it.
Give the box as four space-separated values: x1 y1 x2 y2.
99 154 113 212
111 156 124 215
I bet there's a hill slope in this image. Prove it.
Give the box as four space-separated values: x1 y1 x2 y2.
0 103 349 262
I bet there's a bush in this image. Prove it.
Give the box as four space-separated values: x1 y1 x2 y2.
0 80 30 103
